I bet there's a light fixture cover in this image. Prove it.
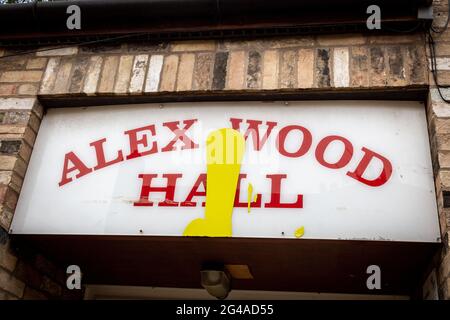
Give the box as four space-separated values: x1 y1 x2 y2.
200 270 231 300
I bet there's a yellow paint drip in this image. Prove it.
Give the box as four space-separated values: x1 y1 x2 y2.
183 128 245 237
295 226 305 238
247 183 253 213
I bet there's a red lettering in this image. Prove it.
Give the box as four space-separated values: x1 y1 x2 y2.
124 125 158 160
315 135 353 169
134 173 182 207
180 174 207 207
347 147 393 187
90 138 124 171
58 152 92 186
276 125 312 158
161 119 199 152
230 118 277 151
265 174 303 208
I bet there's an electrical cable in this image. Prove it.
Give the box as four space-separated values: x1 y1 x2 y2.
0 32 148 60
428 30 450 103
427 0 450 103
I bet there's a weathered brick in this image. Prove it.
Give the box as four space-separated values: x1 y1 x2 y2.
0 71 42 83
0 140 21 154
436 134 450 151
17 84 38 95
297 48 314 88
114 55 134 94
431 88 450 103
280 50 297 89
171 41 216 52
316 48 331 87
226 51 246 90
0 84 16 96
219 39 266 51
440 278 450 299
430 57 450 71
436 42 450 54
0 58 26 71
69 57 90 93
317 33 366 46
176 53 195 91
3 188 18 211
0 155 17 171
8 172 22 195
159 55 179 92
31 99 44 121
0 97 36 110
0 268 25 298
18 140 32 163
431 102 450 118
387 46 406 86
0 131 36 150
262 50 279 90
23 127 36 147
0 171 12 186
0 241 17 272
39 57 60 94
28 112 41 131
129 55 149 94
0 206 13 230
144 55 164 93
193 53 213 91
53 58 73 94
3 111 30 125
333 48 349 87
350 47 369 87
439 151 450 169
368 34 422 44
438 250 450 284
212 52 228 90
434 71 450 87
246 51 262 89
435 117 450 134
80 44 122 54
98 56 119 93
36 47 78 56
438 170 450 189
369 47 387 87
26 58 47 70
12 157 27 178
265 37 315 49
83 56 103 95
0 290 19 300
127 41 168 53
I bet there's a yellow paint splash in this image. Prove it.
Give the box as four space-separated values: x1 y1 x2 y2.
295 226 305 238
183 128 245 237
247 183 259 213
247 183 253 213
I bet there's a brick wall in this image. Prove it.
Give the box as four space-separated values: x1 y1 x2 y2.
427 0 450 301
0 17 447 299
0 97 79 299
29 35 427 97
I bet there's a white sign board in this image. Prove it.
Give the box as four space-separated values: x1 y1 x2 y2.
11 101 440 242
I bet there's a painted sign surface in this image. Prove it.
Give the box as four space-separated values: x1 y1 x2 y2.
11 101 440 242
